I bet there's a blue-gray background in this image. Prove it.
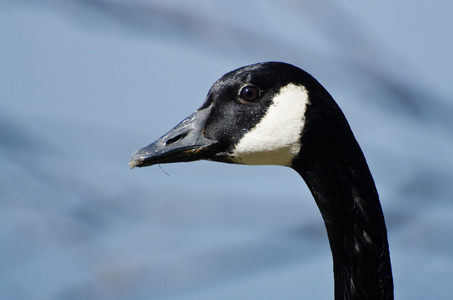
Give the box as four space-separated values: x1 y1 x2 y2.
1 0 452 299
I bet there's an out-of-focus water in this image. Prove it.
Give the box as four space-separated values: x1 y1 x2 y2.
1 1 452 299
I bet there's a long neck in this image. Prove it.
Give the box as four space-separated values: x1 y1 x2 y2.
293 139 393 299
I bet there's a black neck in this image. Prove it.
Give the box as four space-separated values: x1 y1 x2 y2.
292 131 393 299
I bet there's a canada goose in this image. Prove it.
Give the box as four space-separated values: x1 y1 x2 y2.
129 62 393 299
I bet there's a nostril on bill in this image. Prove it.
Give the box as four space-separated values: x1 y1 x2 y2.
165 133 188 146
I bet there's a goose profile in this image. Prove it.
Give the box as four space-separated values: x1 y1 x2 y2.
129 62 393 299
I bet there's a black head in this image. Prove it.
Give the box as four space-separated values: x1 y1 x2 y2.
129 62 346 169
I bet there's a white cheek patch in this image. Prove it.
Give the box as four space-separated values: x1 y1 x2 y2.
231 83 309 166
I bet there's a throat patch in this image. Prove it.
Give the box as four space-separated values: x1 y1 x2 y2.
231 83 309 166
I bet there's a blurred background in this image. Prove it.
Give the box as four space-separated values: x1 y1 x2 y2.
1 0 452 299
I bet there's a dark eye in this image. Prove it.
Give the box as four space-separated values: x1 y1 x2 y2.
239 85 260 103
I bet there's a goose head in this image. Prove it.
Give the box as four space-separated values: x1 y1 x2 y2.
129 61 343 169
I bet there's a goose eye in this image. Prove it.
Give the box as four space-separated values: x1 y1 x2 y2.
239 85 260 103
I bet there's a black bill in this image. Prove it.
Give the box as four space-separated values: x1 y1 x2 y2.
129 106 218 169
